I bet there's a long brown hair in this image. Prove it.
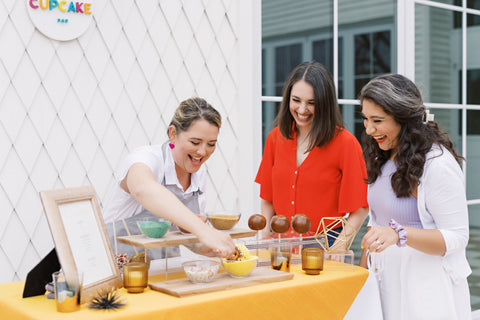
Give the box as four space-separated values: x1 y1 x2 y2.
275 61 344 151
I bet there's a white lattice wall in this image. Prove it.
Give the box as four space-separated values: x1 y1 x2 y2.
0 0 261 283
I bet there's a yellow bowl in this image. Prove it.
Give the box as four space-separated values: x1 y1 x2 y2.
222 256 258 278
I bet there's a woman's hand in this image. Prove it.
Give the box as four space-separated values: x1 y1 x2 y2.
125 163 236 258
358 226 371 268
362 224 447 256
361 226 399 253
195 226 236 258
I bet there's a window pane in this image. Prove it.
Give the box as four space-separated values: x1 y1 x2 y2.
354 105 365 144
355 34 370 75
468 206 480 235
430 0 456 4
467 144 480 203
454 1 480 27
460 70 480 134
262 0 333 141
262 0 395 142
354 78 370 100
458 68 480 134
467 13 480 104
467 215 480 308
262 49 266 95
261 101 279 149
312 38 343 96
431 0 480 7
415 4 460 104
353 30 392 97
455 0 480 10
312 38 333 72
275 44 302 83
339 0 395 100
373 31 391 73
466 54 480 203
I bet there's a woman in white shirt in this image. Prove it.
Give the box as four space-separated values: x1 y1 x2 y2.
102 97 235 259
359 74 471 320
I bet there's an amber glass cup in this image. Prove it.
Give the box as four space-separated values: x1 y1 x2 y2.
270 243 292 272
301 247 324 275
123 262 149 293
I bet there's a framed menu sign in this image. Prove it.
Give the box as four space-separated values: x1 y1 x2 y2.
40 186 122 303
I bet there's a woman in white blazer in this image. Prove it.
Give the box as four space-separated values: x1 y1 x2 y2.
358 74 471 320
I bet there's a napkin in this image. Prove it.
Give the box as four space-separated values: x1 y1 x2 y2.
22 248 61 298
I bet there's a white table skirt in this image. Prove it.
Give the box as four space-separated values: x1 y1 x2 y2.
344 270 383 319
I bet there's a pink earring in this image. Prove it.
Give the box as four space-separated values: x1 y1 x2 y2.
169 143 175 149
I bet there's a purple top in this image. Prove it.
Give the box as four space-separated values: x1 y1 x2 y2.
368 160 423 228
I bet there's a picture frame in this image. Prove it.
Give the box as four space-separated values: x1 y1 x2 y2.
40 186 122 303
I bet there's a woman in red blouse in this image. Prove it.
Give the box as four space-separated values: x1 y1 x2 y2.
255 62 368 243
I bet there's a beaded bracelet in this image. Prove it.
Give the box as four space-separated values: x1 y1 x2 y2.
389 219 408 247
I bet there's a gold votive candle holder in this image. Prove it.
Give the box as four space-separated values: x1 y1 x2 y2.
53 271 82 313
301 247 324 275
123 262 148 293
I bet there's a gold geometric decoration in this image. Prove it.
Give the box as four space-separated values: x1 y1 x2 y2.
314 217 357 253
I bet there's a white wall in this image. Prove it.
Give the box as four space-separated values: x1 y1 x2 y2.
0 0 261 283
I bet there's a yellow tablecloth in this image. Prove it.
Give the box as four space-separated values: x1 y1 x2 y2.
0 263 368 320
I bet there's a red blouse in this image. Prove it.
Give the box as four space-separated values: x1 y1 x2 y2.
255 126 368 233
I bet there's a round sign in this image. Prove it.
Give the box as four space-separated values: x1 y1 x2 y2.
26 0 94 41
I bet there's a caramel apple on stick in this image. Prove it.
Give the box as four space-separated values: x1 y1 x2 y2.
248 214 267 255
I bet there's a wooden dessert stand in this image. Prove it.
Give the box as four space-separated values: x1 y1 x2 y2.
117 228 257 249
117 228 295 297
150 268 294 297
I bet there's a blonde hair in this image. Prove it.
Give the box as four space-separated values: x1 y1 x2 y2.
168 97 221 135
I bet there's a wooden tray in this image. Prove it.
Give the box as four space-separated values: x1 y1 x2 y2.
149 267 294 297
117 228 257 249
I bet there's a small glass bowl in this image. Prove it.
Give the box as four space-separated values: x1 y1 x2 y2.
182 260 220 284
137 219 171 238
207 212 241 230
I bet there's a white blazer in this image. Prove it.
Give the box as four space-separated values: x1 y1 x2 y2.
416 144 472 284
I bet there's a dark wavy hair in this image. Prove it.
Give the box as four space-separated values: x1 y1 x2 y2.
359 74 463 197
275 61 345 151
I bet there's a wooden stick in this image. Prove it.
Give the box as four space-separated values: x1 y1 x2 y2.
299 233 303 253
122 219 138 255
113 220 118 255
165 248 168 281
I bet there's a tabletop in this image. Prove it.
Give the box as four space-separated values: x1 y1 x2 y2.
0 262 370 320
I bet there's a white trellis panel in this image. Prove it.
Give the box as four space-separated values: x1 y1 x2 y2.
0 0 261 283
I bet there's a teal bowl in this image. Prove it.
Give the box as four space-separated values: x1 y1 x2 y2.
137 220 171 238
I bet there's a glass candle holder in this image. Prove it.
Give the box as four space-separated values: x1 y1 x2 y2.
53 271 82 312
123 262 148 293
270 243 292 272
302 247 324 275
